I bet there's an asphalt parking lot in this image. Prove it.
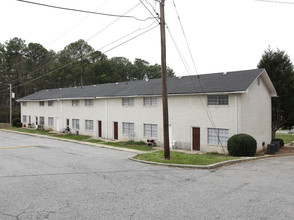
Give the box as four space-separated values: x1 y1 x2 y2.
1 130 294 220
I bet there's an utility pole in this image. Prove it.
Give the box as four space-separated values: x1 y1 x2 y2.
9 84 12 125
160 0 170 160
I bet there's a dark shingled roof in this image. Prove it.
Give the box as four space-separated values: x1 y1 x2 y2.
18 69 264 101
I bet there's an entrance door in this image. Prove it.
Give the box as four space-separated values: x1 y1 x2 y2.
56 118 60 132
98 121 102 137
192 127 200 151
113 122 118 140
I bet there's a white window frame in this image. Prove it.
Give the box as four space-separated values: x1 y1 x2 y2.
39 116 45 125
72 119 80 129
22 102 27 107
144 97 157 106
23 115 27 123
207 128 229 145
48 117 54 126
207 95 229 105
72 100 79 107
85 99 94 106
39 101 45 107
122 122 134 135
48 101 54 106
122 98 134 106
144 124 158 137
85 120 94 131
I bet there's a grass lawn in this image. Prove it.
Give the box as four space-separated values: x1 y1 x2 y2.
4 127 153 151
103 141 154 151
134 150 240 165
5 127 51 135
276 133 294 144
52 134 91 141
85 139 105 143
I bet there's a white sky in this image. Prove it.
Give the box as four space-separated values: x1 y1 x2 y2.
1 0 294 76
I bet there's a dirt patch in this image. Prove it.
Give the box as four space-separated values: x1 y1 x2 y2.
275 146 294 155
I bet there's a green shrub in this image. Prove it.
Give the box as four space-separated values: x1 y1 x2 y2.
227 134 257 156
12 118 21 127
272 138 284 147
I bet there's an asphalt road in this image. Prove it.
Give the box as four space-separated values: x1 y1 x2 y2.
1 130 294 220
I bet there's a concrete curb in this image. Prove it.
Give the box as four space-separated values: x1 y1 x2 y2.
129 152 294 169
0 129 146 154
3 129 294 169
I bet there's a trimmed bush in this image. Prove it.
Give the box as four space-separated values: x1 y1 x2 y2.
227 134 257 156
272 138 284 148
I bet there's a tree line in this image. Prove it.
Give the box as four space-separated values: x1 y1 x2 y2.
0 37 175 123
1 37 293 133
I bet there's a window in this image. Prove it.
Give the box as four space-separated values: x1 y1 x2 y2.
207 95 228 105
85 120 94 130
22 102 27 107
85 99 93 106
144 97 157 106
208 128 229 145
123 122 134 135
39 101 45 106
48 117 54 126
72 119 80 129
144 124 157 137
40 117 45 125
48 101 54 106
23 115 27 123
122 98 134 106
72 100 79 106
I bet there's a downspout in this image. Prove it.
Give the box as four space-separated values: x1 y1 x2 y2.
235 95 239 134
105 99 108 139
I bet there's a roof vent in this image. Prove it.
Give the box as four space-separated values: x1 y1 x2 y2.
93 85 96 87
178 76 183 79
115 82 119 85
223 72 227 75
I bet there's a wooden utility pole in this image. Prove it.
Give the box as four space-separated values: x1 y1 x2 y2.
9 84 12 125
160 0 170 160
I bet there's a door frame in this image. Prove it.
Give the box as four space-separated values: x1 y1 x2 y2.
191 126 200 151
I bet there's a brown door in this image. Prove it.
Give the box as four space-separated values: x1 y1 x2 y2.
113 122 118 140
192 127 200 151
98 121 102 137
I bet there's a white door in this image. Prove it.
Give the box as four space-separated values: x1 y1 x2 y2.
56 118 60 132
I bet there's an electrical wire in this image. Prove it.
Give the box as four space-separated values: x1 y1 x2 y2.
139 0 160 23
255 0 294 4
169 0 227 155
17 0 156 21
0 0 111 86
0 2 144 89
0 23 158 93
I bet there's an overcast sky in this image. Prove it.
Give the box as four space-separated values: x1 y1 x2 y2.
1 0 294 76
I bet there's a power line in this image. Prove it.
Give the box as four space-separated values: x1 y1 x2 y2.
255 0 294 4
0 23 158 93
0 0 111 82
139 0 160 23
17 0 155 21
169 0 227 154
0 2 143 89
